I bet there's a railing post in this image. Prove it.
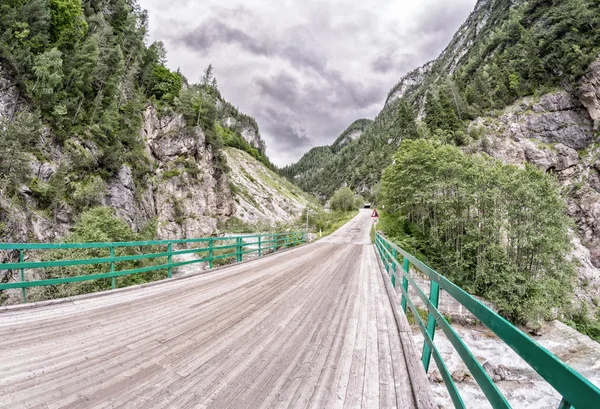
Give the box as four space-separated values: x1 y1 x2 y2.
422 279 440 372
19 249 26 304
209 239 213 269
301 231 305 244
391 248 397 287
110 247 116 289
401 258 409 313
236 237 242 262
376 234 382 258
258 236 262 257
384 242 390 274
273 234 277 253
167 243 172 278
285 234 288 249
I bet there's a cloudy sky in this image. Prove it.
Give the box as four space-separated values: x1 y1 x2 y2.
139 0 477 166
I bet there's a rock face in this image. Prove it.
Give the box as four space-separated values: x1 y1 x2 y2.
1 95 295 244
336 130 363 147
223 148 315 226
578 57 600 129
139 106 235 239
241 127 266 153
0 63 21 120
467 85 600 312
386 62 433 106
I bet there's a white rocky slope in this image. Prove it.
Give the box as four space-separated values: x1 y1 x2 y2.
224 147 318 227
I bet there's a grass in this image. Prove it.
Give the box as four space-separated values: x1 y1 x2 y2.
317 211 358 238
211 241 238 267
406 307 429 326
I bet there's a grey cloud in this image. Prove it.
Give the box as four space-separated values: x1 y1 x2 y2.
281 46 327 73
178 21 272 55
209 5 251 19
372 52 417 74
259 107 312 152
253 73 300 106
413 3 474 36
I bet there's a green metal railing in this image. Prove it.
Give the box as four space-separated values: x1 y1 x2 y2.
0 231 304 304
375 232 600 409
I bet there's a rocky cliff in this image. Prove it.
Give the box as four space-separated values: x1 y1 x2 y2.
0 60 311 283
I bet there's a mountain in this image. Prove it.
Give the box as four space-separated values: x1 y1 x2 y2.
285 0 600 330
285 0 600 199
279 119 373 198
0 0 312 250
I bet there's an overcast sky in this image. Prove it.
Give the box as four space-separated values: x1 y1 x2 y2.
139 0 478 166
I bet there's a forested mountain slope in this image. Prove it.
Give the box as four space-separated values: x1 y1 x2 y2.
280 119 373 197
285 0 600 200
285 0 600 334
0 0 304 251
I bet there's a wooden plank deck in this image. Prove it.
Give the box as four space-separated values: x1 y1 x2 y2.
0 210 433 409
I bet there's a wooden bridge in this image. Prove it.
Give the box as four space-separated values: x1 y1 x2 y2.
0 210 598 408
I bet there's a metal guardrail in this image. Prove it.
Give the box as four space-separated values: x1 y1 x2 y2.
0 232 304 304
375 232 600 409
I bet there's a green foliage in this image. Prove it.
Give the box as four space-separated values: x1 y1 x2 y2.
0 112 40 191
30 47 63 98
424 85 462 134
216 124 275 170
394 100 419 140
330 187 357 212
48 0 87 45
0 0 152 194
380 140 575 324
70 175 106 211
406 307 429 326
39 207 163 300
67 207 137 242
370 223 376 244
354 195 365 209
147 65 182 103
219 217 275 234
565 303 600 342
311 210 357 237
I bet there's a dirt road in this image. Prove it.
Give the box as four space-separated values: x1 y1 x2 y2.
0 210 431 408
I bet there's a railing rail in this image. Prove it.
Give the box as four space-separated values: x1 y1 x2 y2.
375 231 600 409
0 231 305 304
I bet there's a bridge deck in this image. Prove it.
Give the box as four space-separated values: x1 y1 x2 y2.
0 210 432 409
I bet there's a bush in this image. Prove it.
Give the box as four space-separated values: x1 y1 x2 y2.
37 207 165 301
380 140 575 324
330 187 356 211
354 195 365 209
70 175 106 211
